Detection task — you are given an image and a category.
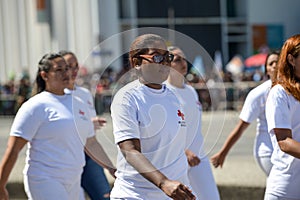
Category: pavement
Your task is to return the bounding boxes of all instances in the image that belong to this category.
[0,110,267,200]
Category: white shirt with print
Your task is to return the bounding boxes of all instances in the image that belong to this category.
[10,91,94,184]
[110,80,190,199]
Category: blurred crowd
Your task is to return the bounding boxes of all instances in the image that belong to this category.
[0,58,264,115]
[0,71,31,115]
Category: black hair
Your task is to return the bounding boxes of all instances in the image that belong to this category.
[31,53,64,96]
[58,50,76,57]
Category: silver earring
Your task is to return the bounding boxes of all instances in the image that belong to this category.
[135,65,141,70]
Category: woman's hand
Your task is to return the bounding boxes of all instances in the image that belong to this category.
[92,117,107,130]
[210,152,225,168]
[185,149,200,167]
[160,179,195,200]
[107,167,117,179]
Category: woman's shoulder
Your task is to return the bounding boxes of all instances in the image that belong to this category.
[16,92,49,114]
[76,85,90,94]
[270,84,285,94]
[111,80,141,103]
[268,84,289,101]
[245,80,271,100]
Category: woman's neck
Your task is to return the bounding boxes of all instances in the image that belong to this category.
[144,83,162,89]
[139,78,163,89]
[45,87,65,95]
[167,74,185,88]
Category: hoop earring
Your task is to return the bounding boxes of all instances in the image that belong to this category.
[135,65,141,70]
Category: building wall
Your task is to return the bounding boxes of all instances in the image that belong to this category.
[248,0,300,40]
[0,0,299,84]
[0,0,53,84]
[0,0,102,84]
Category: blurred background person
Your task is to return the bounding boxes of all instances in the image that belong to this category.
[211,50,280,176]
[60,50,114,200]
[15,73,31,112]
[166,46,220,200]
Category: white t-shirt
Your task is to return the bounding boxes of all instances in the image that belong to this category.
[110,80,190,199]
[239,80,273,158]
[71,86,97,118]
[265,84,300,198]
[165,83,205,158]
[10,91,94,184]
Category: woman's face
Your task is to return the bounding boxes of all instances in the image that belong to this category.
[137,41,171,87]
[63,54,79,89]
[44,57,70,95]
[63,54,79,81]
[170,48,188,76]
[266,54,279,80]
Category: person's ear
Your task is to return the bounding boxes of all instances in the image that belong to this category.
[287,54,295,68]
[40,71,48,81]
[133,57,142,66]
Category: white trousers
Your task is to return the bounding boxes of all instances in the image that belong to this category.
[24,175,84,200]
[188,157,220,200]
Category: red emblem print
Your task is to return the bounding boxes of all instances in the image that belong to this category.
[79,109,85,116]
[177,110,185,120]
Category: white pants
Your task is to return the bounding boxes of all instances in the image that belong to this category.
[255,155,272,176]
[264,193,300,200]
[24,175,84,200]
[188,157,220,200]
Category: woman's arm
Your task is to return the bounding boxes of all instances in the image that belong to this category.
[274,128,300,159]
[211,120,250,168]
[84,136,116,177]
[0,136,27,200]
[118,138,195,200]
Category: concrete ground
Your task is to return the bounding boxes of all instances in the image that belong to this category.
[0,110,267,200]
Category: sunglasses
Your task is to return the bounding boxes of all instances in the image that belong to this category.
[137,53,174,64]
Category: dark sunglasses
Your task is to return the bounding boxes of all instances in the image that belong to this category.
[137,53,174,64]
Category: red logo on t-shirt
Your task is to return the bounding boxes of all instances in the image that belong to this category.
[79,109,85,116]
[177,110,185,120]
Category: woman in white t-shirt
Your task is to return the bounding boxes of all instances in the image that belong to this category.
[211,50,280,176]
[60,50,115,200]
[0,53,112,200]
[110,34,195,200]
[264,34,300,200]
[166,46,220,200]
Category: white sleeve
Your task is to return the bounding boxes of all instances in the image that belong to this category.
[265,85,291,133]
[76,87,97,118]
[10,101,44,141]
[111,91,140,144]
[239,89,261,123]
[87,91,97,118]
